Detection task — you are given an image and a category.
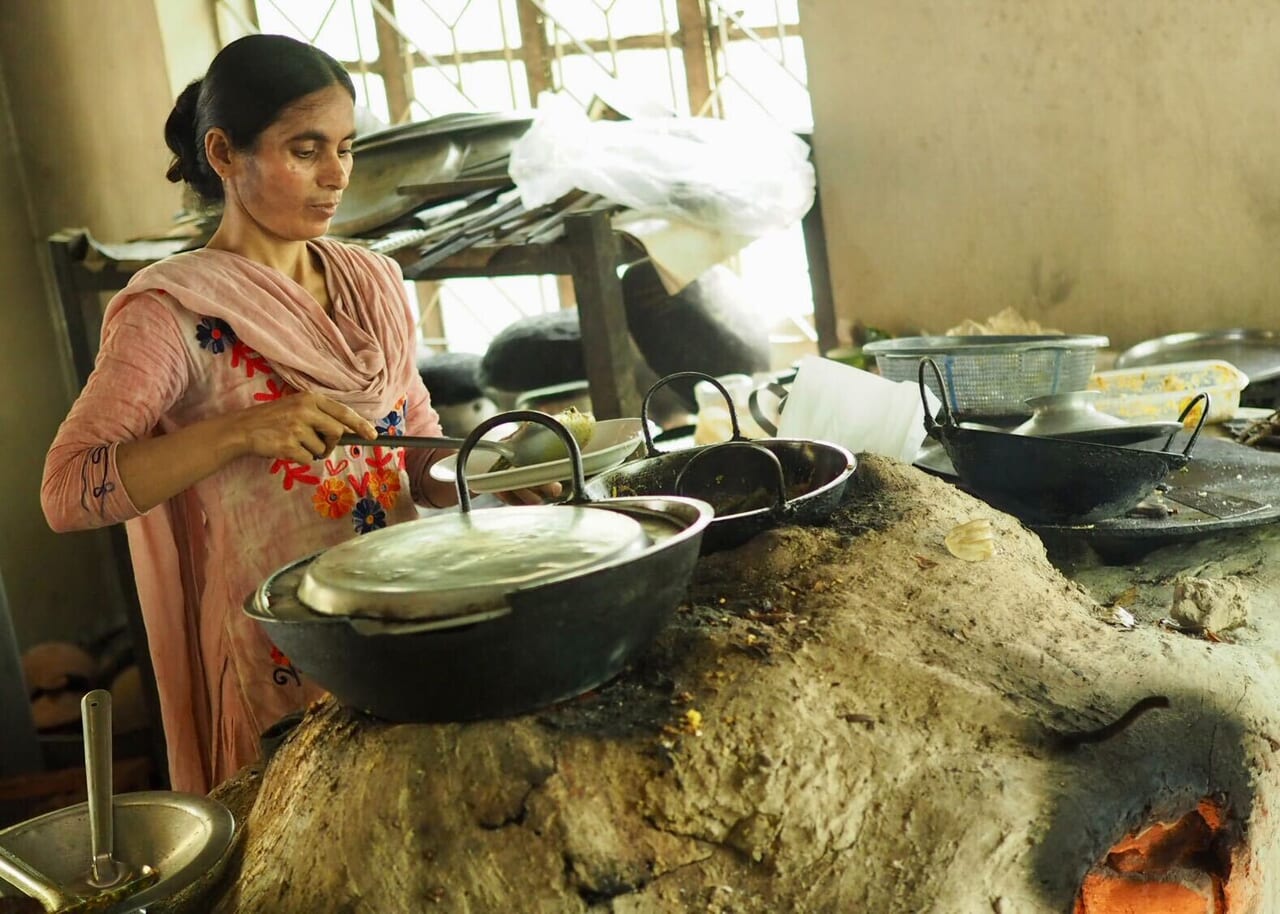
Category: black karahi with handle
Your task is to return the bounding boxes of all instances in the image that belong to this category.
[918,357,1207,525]
[245,410,713,723]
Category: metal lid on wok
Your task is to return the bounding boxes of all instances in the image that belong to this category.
[296,505,648,623]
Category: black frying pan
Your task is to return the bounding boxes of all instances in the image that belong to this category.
[583,372,856,553]
[919,358,1207,524]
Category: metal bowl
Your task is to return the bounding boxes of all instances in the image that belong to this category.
[0,793,235,912]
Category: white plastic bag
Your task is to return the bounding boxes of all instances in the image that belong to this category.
[509,94,816,237]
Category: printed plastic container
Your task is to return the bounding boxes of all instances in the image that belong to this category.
[1086,360,1249,426]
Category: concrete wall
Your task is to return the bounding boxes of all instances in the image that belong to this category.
[0,0,192,648]
[800,0,1280,349]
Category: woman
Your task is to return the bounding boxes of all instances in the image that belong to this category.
[41,34,545,793]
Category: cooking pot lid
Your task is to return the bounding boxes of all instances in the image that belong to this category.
[296,505,647,622]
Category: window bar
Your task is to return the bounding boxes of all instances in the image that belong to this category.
[601,3,620,76]
[372,0,414,123]
[261,0,315,44]
[528,0,620,79]
[497,0,521,107]
[369,0,482,107]
[657,0,681,113]
[772,0,788,66]
[309,0,341,44]
[515,0,555,102]
[674,0,714,117]
[347,0,376,113]
[706,0,807,89]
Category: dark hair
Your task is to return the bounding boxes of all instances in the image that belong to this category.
[164,34,356,202]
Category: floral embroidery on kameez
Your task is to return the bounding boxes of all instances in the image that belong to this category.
[195,317,237,354]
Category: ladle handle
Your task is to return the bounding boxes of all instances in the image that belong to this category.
[83,689,119,887]
[0,843,73,910]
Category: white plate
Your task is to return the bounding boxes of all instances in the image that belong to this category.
[429,418,647,493]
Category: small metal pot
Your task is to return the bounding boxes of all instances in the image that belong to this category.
[584,372,856,553]
[919,358,1207,524]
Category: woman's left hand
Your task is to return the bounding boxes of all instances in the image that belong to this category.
[494,481,564,506]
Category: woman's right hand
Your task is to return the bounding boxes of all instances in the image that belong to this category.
[112,392,380,515]
[231,392,378,464]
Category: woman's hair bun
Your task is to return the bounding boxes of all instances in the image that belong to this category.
[164,79,203,186]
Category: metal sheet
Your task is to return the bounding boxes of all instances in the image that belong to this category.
[1115,329,1280,383]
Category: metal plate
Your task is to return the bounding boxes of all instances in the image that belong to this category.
[1115,329,1280,383]
[296,505,647,622]
[429,418,646,493]
[331,136,467,237]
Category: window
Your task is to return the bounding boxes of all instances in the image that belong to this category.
[224,0,818,365]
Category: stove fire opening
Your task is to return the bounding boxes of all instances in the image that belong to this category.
[1074,798,1243,914]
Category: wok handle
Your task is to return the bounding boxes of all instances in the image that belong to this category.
[641,371,745,453]
[747,382,787,437]
[454,410,587,513]
[1162,392,1210,457]
[674,441,789,515]
[918,357,955,434]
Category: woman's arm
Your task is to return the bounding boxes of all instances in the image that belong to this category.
[114,390,377,513]
[42,294,378,530]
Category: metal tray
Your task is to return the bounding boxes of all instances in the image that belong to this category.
[1115,329,1280,384]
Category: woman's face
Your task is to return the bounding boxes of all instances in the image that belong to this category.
[221,84,356,242]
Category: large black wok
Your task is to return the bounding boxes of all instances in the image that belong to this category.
[584,372,857,553]
[244,411,713,723]
[919,359,1207,524]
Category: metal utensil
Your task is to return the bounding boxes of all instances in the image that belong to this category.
[337,433,515,460]
[0,843,155,912]
[918,357,1206,524]
[0,692,158,913]
[67,692,156,897]
[341,422,577,470]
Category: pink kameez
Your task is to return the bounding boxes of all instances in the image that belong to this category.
[42,239,444,794]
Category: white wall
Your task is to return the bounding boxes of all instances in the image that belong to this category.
[0,0,199,647]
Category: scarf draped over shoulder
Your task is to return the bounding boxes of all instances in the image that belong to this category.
[105,238,417,419]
